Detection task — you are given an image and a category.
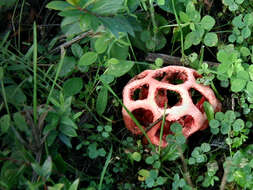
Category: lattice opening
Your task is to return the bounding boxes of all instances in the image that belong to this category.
[153,71,167,81]
[193,71,202,80]
[131,84,149,100]
[165,71,188,85]
[189,88,207,113]
[178,115,194,128]
[155,120,172,140]
[155,88,181,108]
[132,108,154,127]
[153,71,188,84]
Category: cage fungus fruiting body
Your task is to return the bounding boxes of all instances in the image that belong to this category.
[122,66,221,147]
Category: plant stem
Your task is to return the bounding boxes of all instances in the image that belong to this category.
[98,146,113,190]
[46,47,66,105]
[33,22,38,125]
[171,0,185,58]
[18,0,25,50]
[0,80,10,116]
[178,146,195,189]
[149,0,158,51]
[159,103,167,154]
[220,160,230,190]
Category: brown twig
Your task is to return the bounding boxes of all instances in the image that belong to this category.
[49,31,94,53]
[145,114,169,133]
[145,53,219,67]
[178,146,195,189]
[220,160,231,190]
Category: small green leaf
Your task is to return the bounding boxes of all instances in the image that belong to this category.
[210,127,219,134]
[97,125,103,132]
[0,114,10,133]
[13,112,29,132]
[156,176,165,185]
[242,26,251,38]
[221,121,230,134]
[95,36,109,54]
[66,0,80,6]
[131,152,142,162]
[60,124,77,137]
[71,44,83,58]
[246,81,253,96]
[215,112,224,121]
[233,119,244,132]
[225,110,236,122]
[107,58,119,65]
[235,0,244,4]
[157,0,165,5]
[0,67,3,80]
[155,58,163,67]
[154,160,161,169]
[138,169,150,178]
[5,85,27,105]
[107,60,134,77]
[96,86,108,115]
[188,157,195,165]
[78,52,98,66]
[204,32,218,47]
[237,70,249,80]
[201,143,211,152]
[42,156,52,179]
[104,125,112,132]
[91,0,124,15]
[46,1,71,10]
[200,15,215,31]
[176,135,186,144]
[170,122,182,134]
[100,74,114,84]
[48,184,64,190]
[140,30,151,42]
[145,156,154,164]
[228,34,236,43]
[210,119,220,128]
[63,77,83,97]
[248,65,253,80]
[80,14,100,31]
[31,163,44,177]
[59,133,72,148]
[102,131,109,138]
[231,78,246,92]
[196,154,205,163]
[203,101,214,122]
[232,15,244,28]
[69,179,80,190]
[240,47,250,57]
[100,16,134,37]
[243,13,253,26]
[61,116,77,129]
[59,56,76,77]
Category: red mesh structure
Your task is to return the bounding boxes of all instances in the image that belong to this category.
[122,66,221,147]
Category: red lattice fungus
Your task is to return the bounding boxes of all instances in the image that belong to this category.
[122,66,221,147]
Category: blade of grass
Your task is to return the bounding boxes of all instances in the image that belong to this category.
[18,0,25,50]
[98,146,113,190]
[33,22,38,125]
[46,48,66,105]
[0,68,10,116]
[0,31,10,47]
[172,0,185,58]
[159,103,167,154]
[101,81,155,150]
